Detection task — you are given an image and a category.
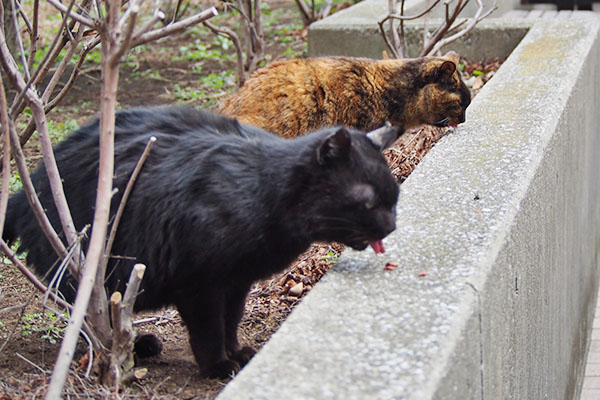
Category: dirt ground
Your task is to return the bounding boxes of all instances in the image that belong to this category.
[0,1,501,398]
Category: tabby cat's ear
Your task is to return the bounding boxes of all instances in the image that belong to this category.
[367,123,401,152]
[443,50,460,65]
[317,128,352,165]
[439,60,457,78]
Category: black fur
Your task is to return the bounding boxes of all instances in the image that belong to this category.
[4,106,399,378]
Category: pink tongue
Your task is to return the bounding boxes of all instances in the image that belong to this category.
[450,124,458,129]
[370,240,385,254]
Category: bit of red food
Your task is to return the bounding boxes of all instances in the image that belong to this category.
[384,261,399,271]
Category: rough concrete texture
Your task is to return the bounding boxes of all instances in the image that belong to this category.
[218,14,600,400]
[307,0,528,59]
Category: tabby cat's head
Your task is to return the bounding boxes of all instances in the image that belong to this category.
[400,51,471,130]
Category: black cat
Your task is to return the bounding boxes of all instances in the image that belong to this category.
[3,107,400,378]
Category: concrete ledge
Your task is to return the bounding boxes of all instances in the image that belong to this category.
[218,14,600,400]
[307,0,528,59]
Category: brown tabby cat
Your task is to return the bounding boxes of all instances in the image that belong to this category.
[219,51,471,138]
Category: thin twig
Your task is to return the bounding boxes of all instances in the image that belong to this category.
[0,291,36,356]
[103,136,156,270]
[0,238,101,351]
[132,7,218,46]
[16,352,51,374]
[0,68,11,241]
[203,20,246,86]
[424,0,496,55]
[10,0,30,80]
[47,0,96,27]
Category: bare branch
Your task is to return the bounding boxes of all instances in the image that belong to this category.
[9,0,31,80]
[0,66,11,241]
[19,36,102,146]
[203,20,246,86]
[107,264,146,387]
[424,0,497,56]
[41,24,86,104]
[380,0,442,23]
[46,0,123,392]
[29,102,82,270]
[26,0,39,73]
[103,136,156,270]
[7,117,68,259]
[132,7,218,46]
[133,7,166,39]
[47,0,95,27]
[109,1,140,65]
[0,239,100,351]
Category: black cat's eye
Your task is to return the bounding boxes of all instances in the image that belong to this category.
[365,201,375,210]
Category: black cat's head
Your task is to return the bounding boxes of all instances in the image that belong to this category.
[402,51,471,130]
[299,125,400,253]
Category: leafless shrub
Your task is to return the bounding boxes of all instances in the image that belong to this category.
[204,0,264,86]
[379,0,497,58]
[294,0,334,26]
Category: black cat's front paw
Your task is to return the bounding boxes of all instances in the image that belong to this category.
[231,346,256,367]
[134,333,163,358]
[202,359,241,379]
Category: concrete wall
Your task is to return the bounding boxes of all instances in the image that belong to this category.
[218,11,600,400]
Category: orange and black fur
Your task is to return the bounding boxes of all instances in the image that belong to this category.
[219,51,471,138]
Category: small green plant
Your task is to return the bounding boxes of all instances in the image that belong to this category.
[46,119,79,143]
[9,172,23,192]
[21,312,67,345]
[200,70,235,91]
[282,43,308,58]
[320,251,339,263]
[174,41,225,62]
[172,84,208,101]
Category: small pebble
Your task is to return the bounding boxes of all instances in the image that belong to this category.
[288,282,303,297]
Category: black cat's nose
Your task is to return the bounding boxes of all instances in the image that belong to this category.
[382,215,396,236]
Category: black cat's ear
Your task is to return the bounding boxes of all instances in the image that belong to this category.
[366,123,401,152]
[317,127,352,165]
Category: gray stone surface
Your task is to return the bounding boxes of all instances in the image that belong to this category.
[218,12,600,400]
[308,0,528,59]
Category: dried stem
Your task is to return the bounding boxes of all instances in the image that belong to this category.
[424,0,497,56]
[132,7,218,46]
[107,264,146,386]
[6,116,67,259]
[103,136,156,271]
[203,20,246,86]
[379,0,496,59]
[0,239,100,351]
[0,66,11,241]
[47,0,95,27]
